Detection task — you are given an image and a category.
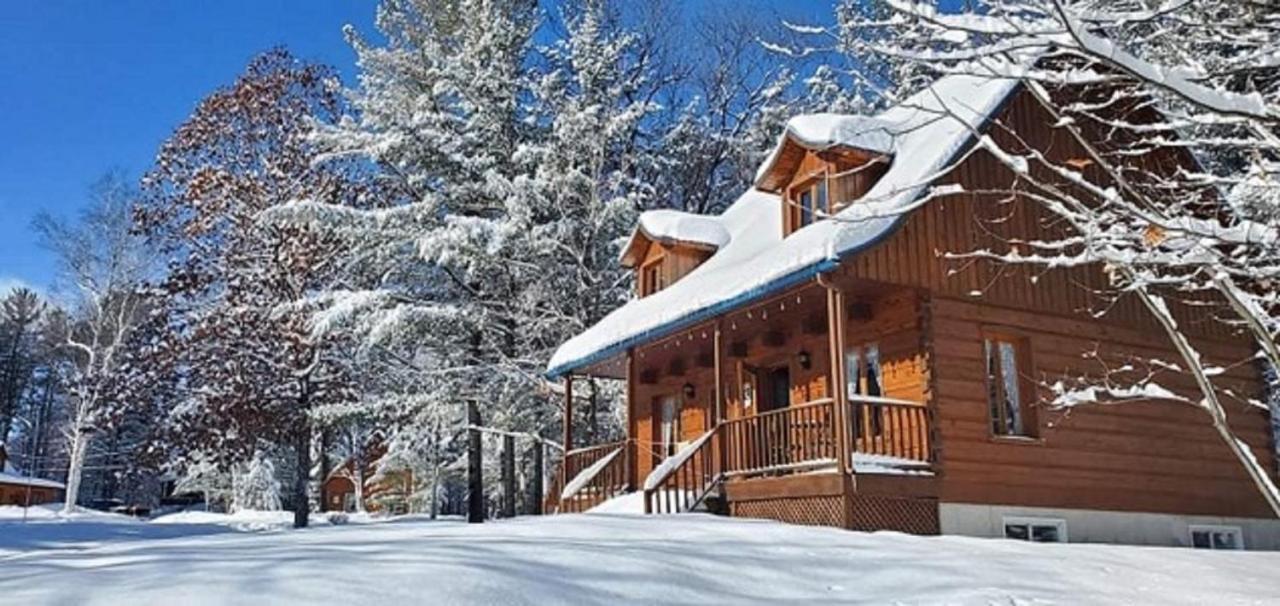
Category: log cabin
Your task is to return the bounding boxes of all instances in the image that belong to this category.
[320,445,414,514]
[546,74,1280,551]
[0,444,63,506]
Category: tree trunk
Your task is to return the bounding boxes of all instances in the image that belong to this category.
[353,466,366,513]
[62,428,90,514]
[292,422,311,528]
[429,461,441,520]
[530,442,544,515]
[467,401,484,524]
[501,435,516,518]
[317,428,331,512]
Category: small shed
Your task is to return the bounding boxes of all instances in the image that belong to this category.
[0,444,64,506]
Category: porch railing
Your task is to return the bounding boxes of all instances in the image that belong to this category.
[643,430,720,514]
[722,398,838,476]
[850,396,932,465]
[567,396,932,516]
[548,440,630,514]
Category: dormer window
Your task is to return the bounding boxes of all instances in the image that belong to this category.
[786,175,829,235]
[639,257,665,297]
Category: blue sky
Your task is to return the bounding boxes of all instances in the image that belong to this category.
[0,0,833,294]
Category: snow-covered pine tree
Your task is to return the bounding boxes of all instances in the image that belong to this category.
[233,449,283,513]
[0,288,43,445]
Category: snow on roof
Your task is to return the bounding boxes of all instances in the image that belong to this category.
[620,209,731,266]
[754,113,897,185]
[0,470,65,490]
[548,75,1020,378]
[637,209,730,249]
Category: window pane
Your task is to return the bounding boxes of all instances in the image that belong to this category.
[1004,524,1029,541]
[1031,524,1060,543]
[985,339,1002,435]
[866,345,883,434]
[845,348,861,399]
[1191,530,1212,549]
[1212,531,1237,550]
[661,397,677,455]
[865,345,882,398]
[816,179,828,216]
[799,190,813,227]
[999,342,1023,435]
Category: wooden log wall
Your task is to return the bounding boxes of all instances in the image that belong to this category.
[835,88,1276,518]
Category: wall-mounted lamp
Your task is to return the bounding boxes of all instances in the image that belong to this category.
[682,382,696,399]
[798,350,812,370]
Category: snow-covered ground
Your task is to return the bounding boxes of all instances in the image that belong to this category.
[2,507,1279,605]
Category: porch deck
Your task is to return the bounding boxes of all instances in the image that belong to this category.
[553,393,938,533]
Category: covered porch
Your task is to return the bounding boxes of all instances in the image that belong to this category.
[554,275,939,531]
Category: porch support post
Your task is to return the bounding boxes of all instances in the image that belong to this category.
[562,375,574,492]
[826,280,852,475]
[625,350,637,490]
[713,321,725,425]
[713,320,727,480]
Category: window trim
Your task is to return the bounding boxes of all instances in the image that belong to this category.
[1188,524,1244,550]
[1002,516,1068,543]
[638,256,664,297]
[982,329,1039,440]
[785,170,830,235]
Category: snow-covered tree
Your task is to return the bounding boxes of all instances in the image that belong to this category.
[265,0,652,509]
[233,450,283,512]
[136,49,366,528]
[832,0,1280,515]
[33,173,151,513]
[0,288,45,443]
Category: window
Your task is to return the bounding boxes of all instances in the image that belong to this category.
[846,343,884,435]
[985,335,1035,437]
[787,176,830,235]
[798,189,814,228]
[1003,517,1067,543]
[659,395,680,457]
[1189,525,1243,550]
[639,259,663,297]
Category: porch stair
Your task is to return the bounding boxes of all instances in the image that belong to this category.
[551,441,630,514]
[643,429,726,514]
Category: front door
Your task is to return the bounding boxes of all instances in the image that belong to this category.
[763,366,791,412]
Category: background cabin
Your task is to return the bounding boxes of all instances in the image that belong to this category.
[0,444,63,506]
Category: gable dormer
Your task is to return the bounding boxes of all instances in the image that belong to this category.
[755,114,894,237]
[621,210,727,297]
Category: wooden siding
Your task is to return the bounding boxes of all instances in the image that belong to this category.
[0,483,59,506]
[634,240,714,298]
[834,89,1275,518]
[838,89,1240,343]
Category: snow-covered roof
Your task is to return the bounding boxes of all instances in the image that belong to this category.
[0,470,65,490]
[753,113,898,186]
[548,75,1020,378]
[620,209,730,267]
